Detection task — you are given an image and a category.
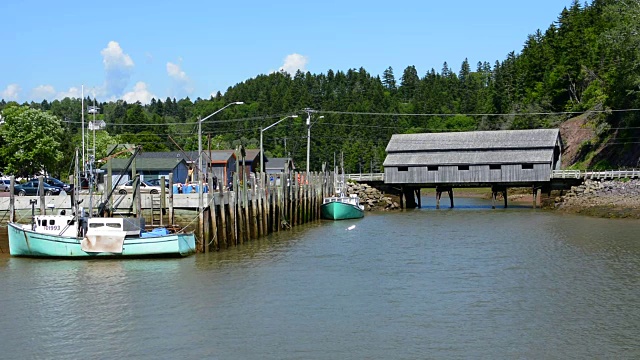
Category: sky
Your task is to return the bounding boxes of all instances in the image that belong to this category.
[1,0,577,104]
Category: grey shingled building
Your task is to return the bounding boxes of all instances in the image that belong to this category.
[383,129,563,186]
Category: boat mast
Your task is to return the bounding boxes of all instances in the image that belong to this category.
[73,148,80,220]
[340,151,345,196]
[81,85,85,174]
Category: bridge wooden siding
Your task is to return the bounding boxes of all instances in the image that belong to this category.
[383,129,562,187]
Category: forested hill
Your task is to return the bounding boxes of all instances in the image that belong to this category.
[1,0,639,177]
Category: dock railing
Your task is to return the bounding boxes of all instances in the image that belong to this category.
[552,169,640,180]
[346,173,384,182]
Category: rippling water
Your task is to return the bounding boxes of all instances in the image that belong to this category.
[1,197,639,359]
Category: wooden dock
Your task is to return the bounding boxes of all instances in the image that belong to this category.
[0,171,336,253]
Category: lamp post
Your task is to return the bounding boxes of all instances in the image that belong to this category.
[197,101,244,182]
[305,110,324,175]
[260,115,298,176]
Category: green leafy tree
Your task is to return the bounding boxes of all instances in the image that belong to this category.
[0,105,64,177]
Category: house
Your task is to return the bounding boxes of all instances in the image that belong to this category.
[240,149,263,175]
[101,157,189,185]
[206,150,236,188]
[383,129,563,186]
[265,157,295,174]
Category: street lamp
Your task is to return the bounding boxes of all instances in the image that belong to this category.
[260,115,298,176]
[197,101,244,182]
[305,110,324,175]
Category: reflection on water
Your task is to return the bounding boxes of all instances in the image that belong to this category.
[1,197,639,359]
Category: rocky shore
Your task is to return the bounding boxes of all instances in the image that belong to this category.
[344,182,401,211]
[553,179,640,219]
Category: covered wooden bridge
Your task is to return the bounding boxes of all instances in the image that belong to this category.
[383,129,563,208]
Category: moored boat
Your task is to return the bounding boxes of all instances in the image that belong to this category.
[8,214,195,258]
[321,194,364,220]
[321,153,365,220]
[6,147,196,258]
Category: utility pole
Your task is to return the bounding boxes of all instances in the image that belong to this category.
[306,109,311,176]
[305,109,324,176]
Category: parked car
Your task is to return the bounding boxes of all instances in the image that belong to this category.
[115,180,162,194]
[0,179,10,192]
[146,178,170,188]
[14,180,63,196]
[30,177,73,194]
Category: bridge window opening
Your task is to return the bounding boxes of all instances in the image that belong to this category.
[489,164,501,170]
[398,166,409,172]
[458,165,470,171]
[522,164,534,170]
[427,166,439,171]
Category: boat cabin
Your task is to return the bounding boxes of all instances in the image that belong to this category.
[31,215,77,237]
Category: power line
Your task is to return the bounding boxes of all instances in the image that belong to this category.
[312,108,640,117]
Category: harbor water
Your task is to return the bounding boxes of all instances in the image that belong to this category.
[0,197,639,359]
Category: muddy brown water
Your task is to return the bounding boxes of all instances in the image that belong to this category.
[0,196,639,359]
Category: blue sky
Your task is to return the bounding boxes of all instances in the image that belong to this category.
[1,0,576,104]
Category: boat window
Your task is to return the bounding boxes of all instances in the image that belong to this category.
[50,220,56,226]
[106,223,122,229]
[67,219,75,225]
[40,219,48,226]
[89,223,105,228]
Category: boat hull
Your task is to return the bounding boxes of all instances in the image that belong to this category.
[7,222,196,258]
[321,202,364,220]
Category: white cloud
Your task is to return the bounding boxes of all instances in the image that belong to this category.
[31,85,56,100]
[100,41,135,97]
[122,82,156,104]
[56,87,82,99]
[279,53,309,75]
[1,84,21,101]
[167,61,194,97]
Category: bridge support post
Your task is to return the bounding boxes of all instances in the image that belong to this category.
[436,186,454,208]
[491,185,508,209]
[415,189,422,208]
[503,189,508,208]
[491,190,497,209]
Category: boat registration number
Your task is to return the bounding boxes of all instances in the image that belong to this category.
[44,225,61,231]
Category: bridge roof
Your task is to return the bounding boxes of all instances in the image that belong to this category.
[384,149,553,166]
[386,129,560,153]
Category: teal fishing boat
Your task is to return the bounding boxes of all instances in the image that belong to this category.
[321,153,364,220]
[7,216,195,258]
[321,194,364,220]
[7,147,196,258]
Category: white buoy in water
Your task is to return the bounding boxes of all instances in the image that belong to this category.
[347,225,356,231]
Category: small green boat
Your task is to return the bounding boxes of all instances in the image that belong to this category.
[321,194,364,220]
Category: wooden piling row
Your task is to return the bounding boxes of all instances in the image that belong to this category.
[189,171,330,252]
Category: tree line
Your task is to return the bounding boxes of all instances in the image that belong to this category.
[1,0,638,177]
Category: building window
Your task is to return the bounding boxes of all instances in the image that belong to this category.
[398,166,409,172]
[522,164,534,170]
[458,165,469,171]
[489,164,501,170]
[427,166,439,171]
